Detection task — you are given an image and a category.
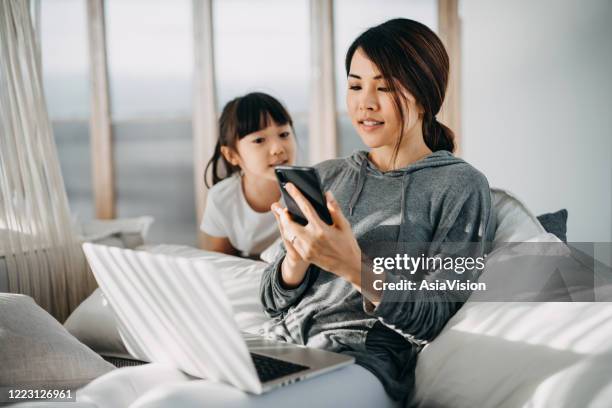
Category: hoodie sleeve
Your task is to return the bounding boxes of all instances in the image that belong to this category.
[364,180,495,341]
[259,244,320,318]
[259,158,343,318]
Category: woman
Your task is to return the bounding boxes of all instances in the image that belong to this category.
[261,18,496,403]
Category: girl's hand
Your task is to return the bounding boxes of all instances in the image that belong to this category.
[274,183,362,287]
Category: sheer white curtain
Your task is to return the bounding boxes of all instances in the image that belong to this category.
[0,0,94,321]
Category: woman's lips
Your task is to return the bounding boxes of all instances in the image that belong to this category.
[358,120,385,132]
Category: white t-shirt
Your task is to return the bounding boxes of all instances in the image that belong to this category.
[200,174,280,257]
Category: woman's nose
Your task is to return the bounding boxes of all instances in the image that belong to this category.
[359,90,378,111]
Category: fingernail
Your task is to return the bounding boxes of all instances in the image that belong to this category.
[274,207,283,215]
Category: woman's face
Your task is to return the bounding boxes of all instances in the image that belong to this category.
[346,48,421,149]
[225,120,297,182]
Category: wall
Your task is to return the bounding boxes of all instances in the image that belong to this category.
[460,0,612,259]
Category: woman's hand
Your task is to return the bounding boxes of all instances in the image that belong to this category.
[272,183,362,287]
[270,200,310,288]
[270,202,306,265]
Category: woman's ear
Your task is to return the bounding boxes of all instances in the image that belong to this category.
[418,107,425,119]
[220,146,240,167]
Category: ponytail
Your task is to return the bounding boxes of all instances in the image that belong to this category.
[204,139,240,189]
[423,113,455,153]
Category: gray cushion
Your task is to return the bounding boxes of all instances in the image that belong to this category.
[0,293,114,389]
[537,209,568,242]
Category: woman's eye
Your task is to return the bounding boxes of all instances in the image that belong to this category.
[279,131,290,138]
[378,87,391,92]
[348,85,361,91]
[253,137,265,144]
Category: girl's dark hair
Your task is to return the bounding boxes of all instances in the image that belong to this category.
[204,92,293,187]
[345,18,455,162]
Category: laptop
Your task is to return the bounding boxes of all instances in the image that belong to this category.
[82,243,354,394]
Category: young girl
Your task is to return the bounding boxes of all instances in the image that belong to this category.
[201,92,297,257]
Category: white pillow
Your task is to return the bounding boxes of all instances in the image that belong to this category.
[414,300,612,407]
[66,245,271,359]
[491,187,546,247]
[413,231,611,407]
[412,189,595,408]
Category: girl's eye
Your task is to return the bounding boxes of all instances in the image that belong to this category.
[253,137,265,144]
[279,131,290,138]
[349,85,361,91]
[378,87,391,92]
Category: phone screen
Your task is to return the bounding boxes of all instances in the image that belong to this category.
[274,166,333,226]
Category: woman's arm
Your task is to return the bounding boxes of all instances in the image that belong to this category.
[364,183,495,341]
[280,256,310,288]
[259,246,318,318]
[274,178,494,342]
[259,202,315,317]
[201,233,238,256]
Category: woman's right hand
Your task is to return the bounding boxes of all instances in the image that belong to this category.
[271,202,310,287]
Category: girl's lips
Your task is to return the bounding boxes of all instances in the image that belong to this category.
[270,159,289,167]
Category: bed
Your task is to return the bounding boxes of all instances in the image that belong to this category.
[4,189,612,408]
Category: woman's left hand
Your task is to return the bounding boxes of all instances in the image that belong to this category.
[274,183,362,286]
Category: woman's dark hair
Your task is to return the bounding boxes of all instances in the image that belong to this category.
[345,18,455,161]
[204,92,293,187]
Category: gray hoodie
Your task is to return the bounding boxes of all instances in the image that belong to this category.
[260,150,496,402]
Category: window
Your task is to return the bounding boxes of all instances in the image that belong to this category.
[213,0,310,163]
[40,0,92,220]
[39,0,450,246]
[105,0,195,245]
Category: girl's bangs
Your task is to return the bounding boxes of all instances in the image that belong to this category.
[234,94,292,138]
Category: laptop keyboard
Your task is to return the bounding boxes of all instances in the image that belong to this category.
[250,352,309,382]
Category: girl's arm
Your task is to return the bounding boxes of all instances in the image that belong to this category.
[201,187,240,256]
[201,233,239,256]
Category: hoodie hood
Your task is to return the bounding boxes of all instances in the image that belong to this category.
[346,150,465,222]
[347,150,463,177]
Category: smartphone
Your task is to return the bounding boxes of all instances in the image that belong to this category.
[274,165,333,226]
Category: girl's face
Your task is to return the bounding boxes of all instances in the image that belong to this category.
[224,120,297,182]
[346,48,422,149]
